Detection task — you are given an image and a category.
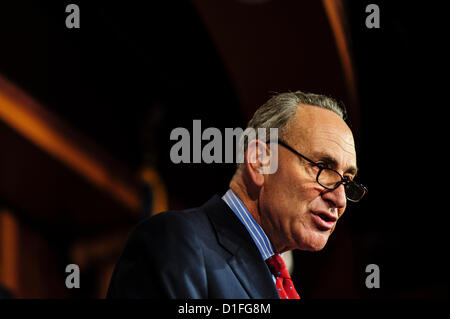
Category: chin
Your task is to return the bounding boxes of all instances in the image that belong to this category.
[307,243,327,252]
[296,231,330,252]
[300,242,327,252]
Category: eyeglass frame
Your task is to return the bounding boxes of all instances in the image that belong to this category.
[274,139,368,202]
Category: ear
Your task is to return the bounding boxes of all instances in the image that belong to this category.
[245,139,272,186]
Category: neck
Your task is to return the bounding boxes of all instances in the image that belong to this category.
[229,171,291,254]
[229,172,261,224]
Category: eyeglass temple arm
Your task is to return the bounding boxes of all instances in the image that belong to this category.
[276,140,317,165]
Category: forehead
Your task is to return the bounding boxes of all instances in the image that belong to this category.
[287,104,357,170]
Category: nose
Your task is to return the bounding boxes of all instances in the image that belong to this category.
[321,183,347,209]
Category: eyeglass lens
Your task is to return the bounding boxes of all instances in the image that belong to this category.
[318,168,365,201]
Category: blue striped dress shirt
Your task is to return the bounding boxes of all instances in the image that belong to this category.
[222,189,276,262]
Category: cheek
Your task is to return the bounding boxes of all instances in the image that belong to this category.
[266,173,300,208]
[282,163,321,199]
[263,160,322,222]
[266,174,316,220]
[269,161,306,193]
[337,208,346,219]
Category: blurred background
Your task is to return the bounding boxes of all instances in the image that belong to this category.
[0,0,447,299]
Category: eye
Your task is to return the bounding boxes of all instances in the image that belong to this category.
[316,162,329,169]
[344,175,354,182]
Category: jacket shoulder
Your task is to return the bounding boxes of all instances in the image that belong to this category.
[132,206,208,244]
[107,196,228,298]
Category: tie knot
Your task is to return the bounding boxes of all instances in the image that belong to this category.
[265,254,291,279]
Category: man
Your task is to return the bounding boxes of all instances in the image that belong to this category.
[107,91,367,299]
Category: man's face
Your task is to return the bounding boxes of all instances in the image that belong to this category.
[260,104,357,252]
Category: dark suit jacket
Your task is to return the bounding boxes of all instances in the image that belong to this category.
[107,195,279,299]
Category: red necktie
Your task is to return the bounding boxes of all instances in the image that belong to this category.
[266,254,300,299]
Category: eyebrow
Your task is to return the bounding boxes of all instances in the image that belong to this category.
[315,153,358,177]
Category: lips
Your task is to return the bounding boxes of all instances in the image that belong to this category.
[311,210,337,231]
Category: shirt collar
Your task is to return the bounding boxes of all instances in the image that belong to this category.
[222,189,275,261]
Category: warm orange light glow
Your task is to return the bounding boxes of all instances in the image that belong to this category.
[0,211,18,296]
[0,76,140,212]
[141,167,168,215]
[322,0,358,107]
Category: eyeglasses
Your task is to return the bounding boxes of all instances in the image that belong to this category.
[276,140,368,202]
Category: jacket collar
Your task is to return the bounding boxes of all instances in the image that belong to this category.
[204,195,279,299]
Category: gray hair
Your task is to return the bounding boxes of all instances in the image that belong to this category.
[236,90,346,170]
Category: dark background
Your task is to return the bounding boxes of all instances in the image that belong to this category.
[0,0,447,298]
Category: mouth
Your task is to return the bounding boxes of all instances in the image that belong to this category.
[311,211,337,231]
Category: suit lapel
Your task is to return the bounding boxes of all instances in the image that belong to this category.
[227,247,279,299]
[204,196,279,299]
